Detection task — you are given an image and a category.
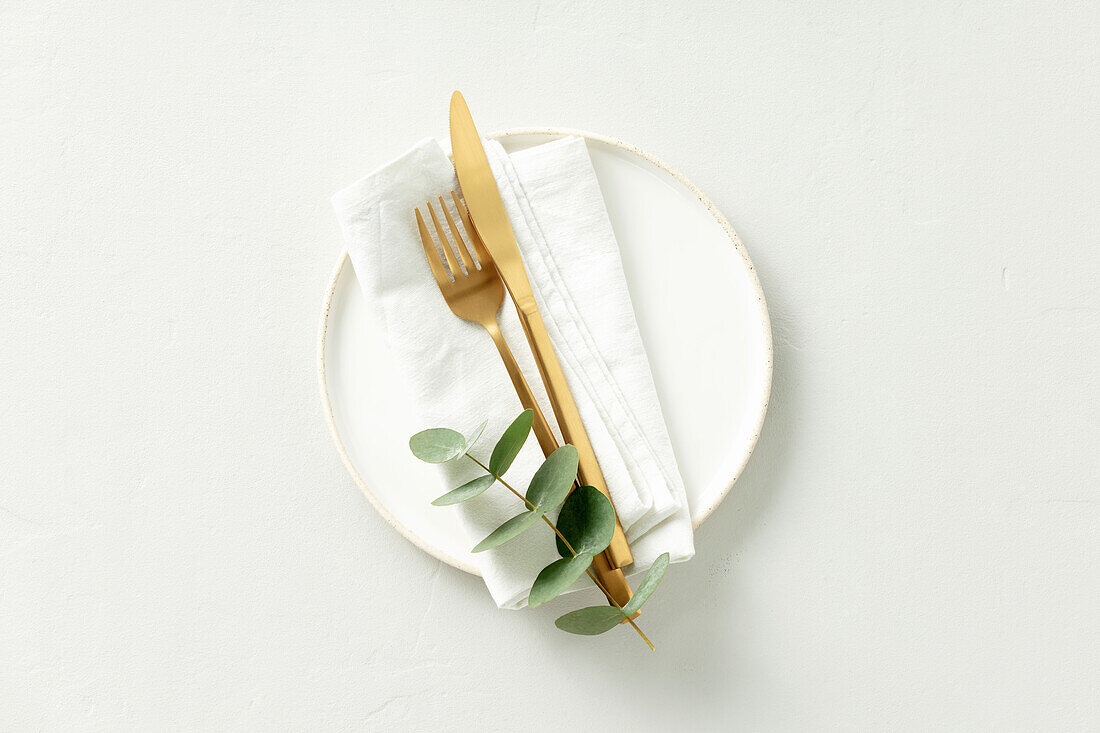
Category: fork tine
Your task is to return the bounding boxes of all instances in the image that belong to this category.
[415,207,452,285]
[451,191,492,266]
[427,201,464,278]
[438,196,476,272]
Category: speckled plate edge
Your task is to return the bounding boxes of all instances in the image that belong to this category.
[317,127,773,576]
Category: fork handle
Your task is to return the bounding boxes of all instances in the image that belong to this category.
[483,319,558,456]
[483,317,634,609]
[510,307,634,569]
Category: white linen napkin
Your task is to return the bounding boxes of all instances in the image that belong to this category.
[332,136,694,608]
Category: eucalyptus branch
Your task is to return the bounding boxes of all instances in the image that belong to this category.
[465,452,652,649]
[410,410,669,646]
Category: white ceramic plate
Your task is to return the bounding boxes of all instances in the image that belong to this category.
[318,129,771,575]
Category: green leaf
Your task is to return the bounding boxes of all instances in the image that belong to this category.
[489,410,533,477]
[554,606,624,635]
[465,420,488,450]
[528,554,594,607]
[554,485,615,558]
[623,552,670,615]
[410,420,486,464]
[471,510,540,553]
[431,474,495,506]
[409,428,468,463]
[526,445,578,511]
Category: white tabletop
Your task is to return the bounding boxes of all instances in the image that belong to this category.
[2,2,1097,730]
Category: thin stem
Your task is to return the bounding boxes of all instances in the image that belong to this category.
[465,453,653,650]
[582,569,652,650]
[466,455,535,510]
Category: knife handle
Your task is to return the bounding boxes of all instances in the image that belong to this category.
[590,551,634,609]
[512,305,634,569]
[484,319,633,607]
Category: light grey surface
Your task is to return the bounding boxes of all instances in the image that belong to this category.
[2,1,1097,730]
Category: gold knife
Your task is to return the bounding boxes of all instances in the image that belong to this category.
[449,90,634,571]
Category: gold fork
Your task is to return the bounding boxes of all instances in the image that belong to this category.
[415,192,634,608]
[415,192,559,457]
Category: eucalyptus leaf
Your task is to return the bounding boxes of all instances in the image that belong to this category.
[409,428,468,463]
[554,605,624,636]
[554,485,615,558]
[489,410,533,477]
[465,420,488,450]
[528,553,594,607]
[431,474,496,506]
[471,510,540,553]
[526,445,578,511]
[622,552,670,615]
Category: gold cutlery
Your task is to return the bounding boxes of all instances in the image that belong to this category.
[415,193,558,456]
[448,90,635,570]
[415,193,635,608]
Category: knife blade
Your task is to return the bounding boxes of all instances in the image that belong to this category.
[449,91,635,574]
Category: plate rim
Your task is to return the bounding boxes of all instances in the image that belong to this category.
[317,127,773,576]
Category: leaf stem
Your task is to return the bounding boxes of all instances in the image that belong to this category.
[466,455,536,510]
[465,453,653,650]
[581,569,653,650]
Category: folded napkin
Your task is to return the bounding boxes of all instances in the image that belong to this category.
[333,136,694,608]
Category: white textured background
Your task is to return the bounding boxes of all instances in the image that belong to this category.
[2,1,1098,730]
